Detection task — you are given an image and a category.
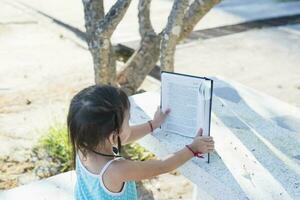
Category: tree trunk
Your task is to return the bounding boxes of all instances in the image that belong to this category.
[82,0,221,94]
[160,0,189,72]
[82,0,132,85]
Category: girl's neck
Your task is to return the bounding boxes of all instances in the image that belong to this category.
[85,145,114,163]
[92,143,120,158]
[96,143,113,154]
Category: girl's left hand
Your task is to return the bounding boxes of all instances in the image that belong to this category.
[152,106,171,129]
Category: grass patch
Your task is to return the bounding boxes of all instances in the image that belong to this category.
[122,143,155,161]
[36,123,72,172]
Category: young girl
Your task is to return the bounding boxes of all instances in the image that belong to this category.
[67,85,215,200]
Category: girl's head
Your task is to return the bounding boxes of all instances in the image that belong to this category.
[67,85,131,166]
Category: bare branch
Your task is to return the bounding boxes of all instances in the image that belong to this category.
[117,35,161,95]
[160,0,189,72]
[114,0,159,94]
[96,0,132,38]
[138,0,156,37]
[178,0,221,41]
[82,0,104,43]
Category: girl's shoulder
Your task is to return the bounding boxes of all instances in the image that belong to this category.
[103,157,127,176]
[101,157,130,193]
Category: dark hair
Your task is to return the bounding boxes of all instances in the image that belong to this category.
[67,85,130,168]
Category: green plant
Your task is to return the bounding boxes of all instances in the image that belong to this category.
[122,143,155,161]
[37,122,155,174]
[37,123,72,172]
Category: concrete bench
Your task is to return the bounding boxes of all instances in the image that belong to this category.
[0,171,76,200]
[130,76,300,200]
[1,77,299,199]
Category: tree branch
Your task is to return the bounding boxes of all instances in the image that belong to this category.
[160,0,189,72]
[117,34,161,95]
[115,0,159,94]
[95,0,132,38]
[138,0,156,37]
[82,0,104,44]
[178,0,221,42]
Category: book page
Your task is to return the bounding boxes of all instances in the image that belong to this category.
[161,72,212,138]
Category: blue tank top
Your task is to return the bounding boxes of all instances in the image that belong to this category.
[74,155,137,200]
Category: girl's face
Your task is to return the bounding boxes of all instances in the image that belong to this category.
[119,109,131,143]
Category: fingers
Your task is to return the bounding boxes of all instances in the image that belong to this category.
[161,106,171,115]
[199,135,213,141]
[203,137,214,143]
[153,107,171,127]
[156,106,160,114]
[165,108,171,114]
[207,148,214,153]
[196,128,203,137]
[157,106,171,115]
[206,142,215,153]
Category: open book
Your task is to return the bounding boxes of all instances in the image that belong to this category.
[160,71,213,162]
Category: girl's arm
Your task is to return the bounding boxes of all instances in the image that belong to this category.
[118,146,194,180]
[124,107,170,144]
[125,122,156,144]
[109,129,214,182]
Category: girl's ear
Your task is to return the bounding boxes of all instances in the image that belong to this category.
[108,131,117,145]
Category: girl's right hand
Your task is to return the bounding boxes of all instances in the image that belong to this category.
[189,128,215,154]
